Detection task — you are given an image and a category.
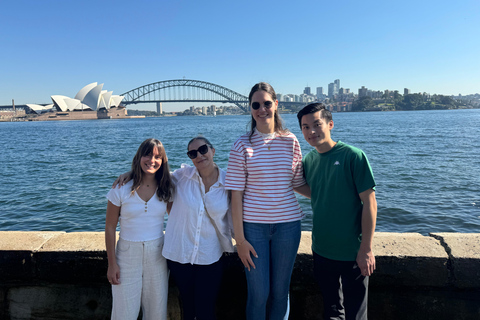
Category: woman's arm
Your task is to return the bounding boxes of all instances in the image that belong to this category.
[111,171,133,188]
[294,183,311,199]
[105,201,121,285]
[231,190,257,271]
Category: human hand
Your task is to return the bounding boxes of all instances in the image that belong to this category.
[111,172,132,188]
[236,240,258,272]
[356,248,376,277]
[107,263,121,285]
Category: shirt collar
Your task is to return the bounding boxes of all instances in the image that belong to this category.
[181,163,225,186]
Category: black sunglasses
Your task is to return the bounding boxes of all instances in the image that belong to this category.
[251,101,273,110]
[187,144,209,159]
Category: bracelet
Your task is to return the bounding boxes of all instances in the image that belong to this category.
[236,239,246,247]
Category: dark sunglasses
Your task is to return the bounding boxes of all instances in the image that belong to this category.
[187,144,209,159]
[251,101,273,110]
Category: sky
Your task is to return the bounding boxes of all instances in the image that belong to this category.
[1,0,479,112]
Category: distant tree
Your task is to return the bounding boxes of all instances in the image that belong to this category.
[393,90,403,109]
[352,96,374,111]
[400,93,424,110]
[439,95,457,107]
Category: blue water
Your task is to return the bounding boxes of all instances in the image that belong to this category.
[1,109,479,234]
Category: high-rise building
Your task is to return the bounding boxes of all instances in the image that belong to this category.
[334,79,340,95]
[328,83,335,98]
[404,88,411,95]
[156,102,163,114]
[359,86,368,97]
[316,87,323,97]
[304,87,311,95]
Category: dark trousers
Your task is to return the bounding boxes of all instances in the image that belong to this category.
[313,251,369,320]
[167,258,224,320]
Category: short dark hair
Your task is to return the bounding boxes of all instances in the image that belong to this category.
[297,103,332,128]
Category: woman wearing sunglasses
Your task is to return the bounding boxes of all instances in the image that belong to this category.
[162,136,234,320]
[225,82,310,320]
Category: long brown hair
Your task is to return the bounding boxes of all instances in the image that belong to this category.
[248,82,287,143]
[130,138,174,201]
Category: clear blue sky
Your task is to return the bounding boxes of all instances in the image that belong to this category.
[1,0,479,111]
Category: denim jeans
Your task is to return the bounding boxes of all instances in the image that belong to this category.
[243,220,301,320]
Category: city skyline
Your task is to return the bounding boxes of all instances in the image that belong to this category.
[1,1,479,112]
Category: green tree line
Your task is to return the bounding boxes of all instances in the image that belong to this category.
[352,93,461,111]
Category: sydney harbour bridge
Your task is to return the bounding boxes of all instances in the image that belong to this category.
[120,79,306,112]
[0,79,306,113]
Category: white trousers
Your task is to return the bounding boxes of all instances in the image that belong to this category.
[111,237,168,320]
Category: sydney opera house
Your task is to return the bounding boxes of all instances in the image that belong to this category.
[24,83,137,120]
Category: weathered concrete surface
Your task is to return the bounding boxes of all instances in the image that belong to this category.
[0,232,65,251]
[0,232,65,282]
[372,232,449,287]
[431,233,480,288]
[38,232,106,252]
[1,231,480,320]
[7,285,111,320]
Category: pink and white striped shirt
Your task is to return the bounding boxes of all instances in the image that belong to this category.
[225,129,306,223]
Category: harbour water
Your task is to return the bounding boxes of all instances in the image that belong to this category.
[0,109,479,234]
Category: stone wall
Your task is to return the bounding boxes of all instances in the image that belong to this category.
[0,231,479,320]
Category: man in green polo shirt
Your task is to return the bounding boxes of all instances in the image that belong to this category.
[297,103,377,320]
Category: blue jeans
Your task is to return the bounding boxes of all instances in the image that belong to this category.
[243,220,301,320]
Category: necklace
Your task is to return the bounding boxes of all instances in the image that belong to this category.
[265,139,274,150]
[254,128,276,150]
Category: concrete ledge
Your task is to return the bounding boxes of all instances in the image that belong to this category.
[0,232,65,282]
[1,231,479,320]
[373,232,449,287]
[431,233,480,288]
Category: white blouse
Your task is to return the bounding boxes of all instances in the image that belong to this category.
[106,180,168,242]
[162,164,232,265]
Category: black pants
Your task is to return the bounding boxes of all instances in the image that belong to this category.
[313,252,369,320]
[167,258,224,320]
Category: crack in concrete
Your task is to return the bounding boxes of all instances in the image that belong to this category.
[429,233,456,287]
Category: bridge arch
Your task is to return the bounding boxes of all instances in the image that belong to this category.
[121,79,250,112]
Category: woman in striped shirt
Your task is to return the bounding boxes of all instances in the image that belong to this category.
[225,82,311,320]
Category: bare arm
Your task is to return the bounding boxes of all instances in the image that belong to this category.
[231,190,257,271]
[294,183,311,199]
[105,201,121,285]
[356,188,377,277]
